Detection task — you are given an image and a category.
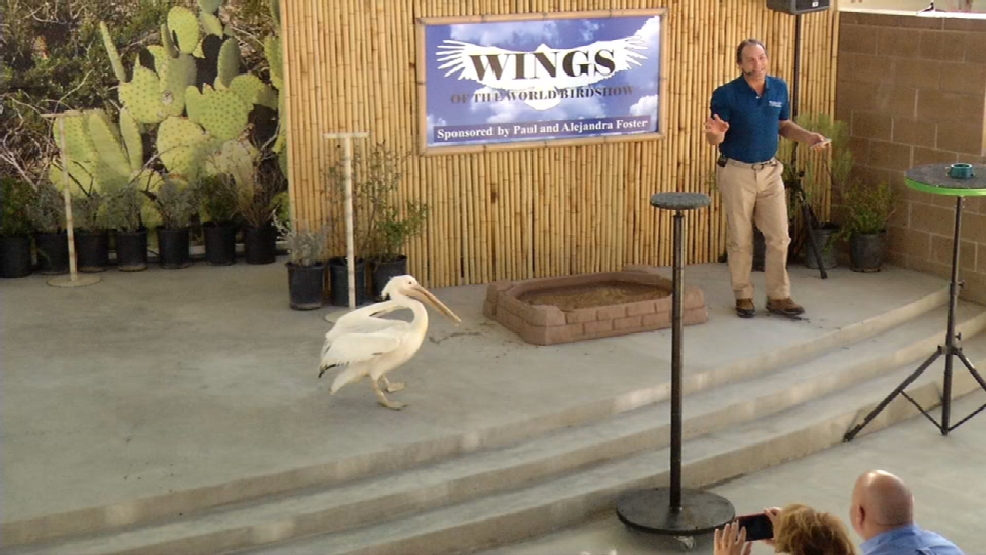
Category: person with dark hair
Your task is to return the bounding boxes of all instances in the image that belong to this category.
[850,470,964,555]
[705,38,829,319]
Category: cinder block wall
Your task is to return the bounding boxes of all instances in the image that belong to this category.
[837,11,986,305]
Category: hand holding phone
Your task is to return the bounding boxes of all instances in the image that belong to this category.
[735,512,774,541]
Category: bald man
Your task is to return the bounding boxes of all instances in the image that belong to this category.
[849,470,964,554]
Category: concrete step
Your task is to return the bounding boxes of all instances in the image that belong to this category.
[1,287,948,549]
[9,300,982,555]
[241,337,986,555]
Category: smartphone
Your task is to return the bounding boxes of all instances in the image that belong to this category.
[736,512,774,541]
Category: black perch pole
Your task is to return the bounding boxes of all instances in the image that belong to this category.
[616,192,734,540]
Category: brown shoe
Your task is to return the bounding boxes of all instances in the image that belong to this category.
[736,298,755,318]
[767,297,805,317]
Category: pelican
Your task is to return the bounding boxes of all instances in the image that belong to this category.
[318,275,461,409]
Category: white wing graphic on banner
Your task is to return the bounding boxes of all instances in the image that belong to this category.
[435,36,647,110]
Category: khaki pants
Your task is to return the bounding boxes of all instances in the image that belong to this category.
[716,159,791,301]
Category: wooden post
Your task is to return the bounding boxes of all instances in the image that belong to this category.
[43,113,100,288]
[324,132,369,308]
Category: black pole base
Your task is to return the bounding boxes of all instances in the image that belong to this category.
[616,488,735,536]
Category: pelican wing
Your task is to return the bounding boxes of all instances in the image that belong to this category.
[320,331,402,368]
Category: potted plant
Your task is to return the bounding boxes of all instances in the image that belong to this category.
[0,177,34,278]
[332,142,429,301]
[239,157,285,265]
[72,192,110,272]
[26,180,68,275]
[273,211,330,310]
[781,113,850,270]
[146,178,200,269]
[837,179,897,272]
[103,185,148,271]
[199,174,240,266]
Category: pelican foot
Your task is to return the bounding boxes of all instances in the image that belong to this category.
[372,379,406,410]
[378,399,408,410]
[383,380,405,393]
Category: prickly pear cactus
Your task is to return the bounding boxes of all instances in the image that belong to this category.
[168,6,201,55]
[159,53,198,117]
[119,65,168,124]
[200,12,224,37]
[206,137,259,195]
[185,85,251,141]
[119,109,144,172]
[161,22,178,58]
[100,22,127,83]
[198,0,223,15]
[157,116,221,183]
[216,38,240,88]
[264,35,283,92]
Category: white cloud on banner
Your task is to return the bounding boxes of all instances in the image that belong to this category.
[427,114,447,136]
[449,21,561,47]
[629,95,658,120]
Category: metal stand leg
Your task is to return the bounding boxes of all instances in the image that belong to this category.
[616,206,734,536]
[845,197,986,440]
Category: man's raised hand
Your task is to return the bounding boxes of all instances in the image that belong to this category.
[705,114,729,135]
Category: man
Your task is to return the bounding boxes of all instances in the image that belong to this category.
[850,470,964,554]
[705,39,828,319]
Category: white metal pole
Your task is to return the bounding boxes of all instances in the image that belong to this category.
[43,113,100,288]
[58,117,79,281]
[324,132,369,309]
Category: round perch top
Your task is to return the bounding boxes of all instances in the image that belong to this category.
[650,192,712,211]
[905,164,986,197]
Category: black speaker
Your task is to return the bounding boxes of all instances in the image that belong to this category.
[766,0,830,14]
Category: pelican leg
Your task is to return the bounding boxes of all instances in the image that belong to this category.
[382,376,405,393]
[372,378,407,410]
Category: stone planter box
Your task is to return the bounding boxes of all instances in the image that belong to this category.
[482,265,708,345]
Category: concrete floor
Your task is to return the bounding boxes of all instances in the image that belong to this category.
[1,259,982,552]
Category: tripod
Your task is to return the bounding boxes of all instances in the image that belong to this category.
[844,195,986,440]
[787,175,828,280]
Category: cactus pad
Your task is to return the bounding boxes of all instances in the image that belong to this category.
[157,117,221,183]
[168,6,201,55]
[198,0,223,15]
[216,38,240,88]
[161,22,178,58]
[264,35,283,91]
[87,110,133,193]
[228,74,264,105]
[200,12,224,37]
[51,111,98,193]
[119,108,144,173]
[185,85,251,141]
[159,53,198,117]
[119,64,167,124]
[206,138,259,194]
[100,21,128,83]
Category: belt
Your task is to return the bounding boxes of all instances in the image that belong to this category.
[725,158,778,171]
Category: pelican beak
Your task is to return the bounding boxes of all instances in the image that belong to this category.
[410,285,462,324]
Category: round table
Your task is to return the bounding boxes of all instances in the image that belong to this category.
[615,192,735,539]
[846,164,986,440]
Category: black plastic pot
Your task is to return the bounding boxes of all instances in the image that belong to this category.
[805,222,840,270]
[35,230,69,275]
[370,255,408,300]
[850,231,885,272]
[157,226,190,269]
[0,235,32,278]
[243,224,276,265]
[203,222,237,266]
[287,262,326,310]
[75,230,109,272]
[115,228,148,272]
[328,256,368,307]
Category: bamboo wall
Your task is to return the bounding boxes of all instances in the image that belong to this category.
[279,0,841,288]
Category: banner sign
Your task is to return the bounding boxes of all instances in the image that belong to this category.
[417,10,666,153]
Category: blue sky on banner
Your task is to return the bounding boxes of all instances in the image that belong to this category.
[424,15,661,143]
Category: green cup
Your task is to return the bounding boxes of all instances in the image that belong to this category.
[947,163,974,179]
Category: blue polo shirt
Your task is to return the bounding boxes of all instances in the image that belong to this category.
[710,75,790,163]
